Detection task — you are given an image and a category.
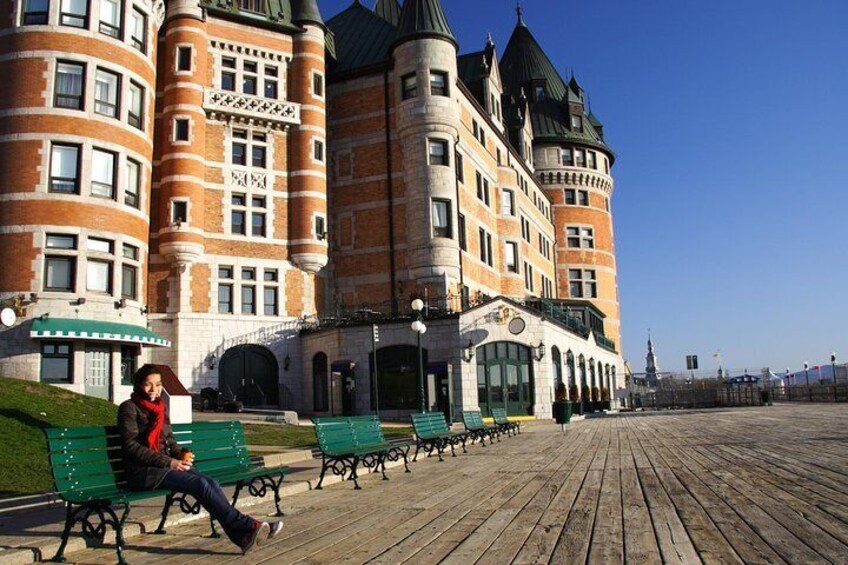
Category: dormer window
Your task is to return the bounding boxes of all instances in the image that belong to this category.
[239,0,265,14]
[571,115,583,132]
[534,85,546,102]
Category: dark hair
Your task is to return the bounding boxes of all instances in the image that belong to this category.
[132,364,162,392]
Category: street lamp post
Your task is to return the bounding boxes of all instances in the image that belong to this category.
[831,352,837,384]
[411,299,427,413]
[804,361,811,402]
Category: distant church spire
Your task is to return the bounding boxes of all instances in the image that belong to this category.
[645,331,659,386]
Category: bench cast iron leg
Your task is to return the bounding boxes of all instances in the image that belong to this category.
[114,503,130,565]
[350,456,362,490]
[316,454,328,490]
[380,453,389,480]
[272,474,285,517]
[413,441,422,462]
[154,492,174,534]
[51,503,75,563]
[401,447,411,473]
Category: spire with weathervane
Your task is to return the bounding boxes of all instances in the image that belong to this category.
[646,332,660,386]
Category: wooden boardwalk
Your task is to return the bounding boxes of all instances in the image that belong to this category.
[65,404,848,564]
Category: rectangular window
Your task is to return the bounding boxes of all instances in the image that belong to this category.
[94,68,120,118]
[502,189,515,216]
[55,62,85,110]
[60,0,88,28]
[520,216,531,242]
[91,149,116,198]
[458,214,466,251]
[578,190,589,206]
[130,7,147,53]
[402,73,417,100]
[251,213,266,237]
[562,148,573,166]
[121,264,137,299]
[430,71,448,96]
[478,228,486,264]
[241,268,255,281]
[315,215,327,240]
[174,118,189,141]
[431,199,451,238]
[242,61,257,95]
[264,65,278,99]
[428,139,448,166]
[221,57,236,91]
[313,72,324,97]
[569,269,597,298]
[120,345,137,385]
[565,189,576,205]
[506,242,518,273]
[587,151,597,170]
[125,159,140,208]
[524,262,534,291]
[41,342,73,383]
[231,210,246,235]
[219,265,233,279]
[47,234,77,249]
[23,0,49,24]
[571,115,583,132]
[566,227,580,248]
[128,81,144,130]
[232,140,246,166]
[87,259,112,294]
[476,171,483,200]
[314,139,325,162]
[44,256,75,291]
[263,287,278,316]
[483,179,490,206]
[176,46,192,71]
[574,149,585,167]
[99,0,121,37]
[50,144,80,193]
[172,201,187,225]
[218,283,233,313]
[239,0,265,15]
[263,269,278,282]
[455,152,464,183]
[241,285,256,315]
[252,144,267,168]
[122,243,138,260]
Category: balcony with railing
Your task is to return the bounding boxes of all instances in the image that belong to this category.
[204,89,301,127]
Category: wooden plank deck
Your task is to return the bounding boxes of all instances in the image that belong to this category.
[63,404,848,564]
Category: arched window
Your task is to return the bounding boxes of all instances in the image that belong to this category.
[557,172,562,183]
[578,354,587,393]
[313,352,329,412]
[611,366,617,390]
[589,358,596,390]
[551,346,562,392]
[605,364,611,391]
[598,361,604,390]
[566,350,576,391]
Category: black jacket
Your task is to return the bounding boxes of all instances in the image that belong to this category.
[118,399,183,489]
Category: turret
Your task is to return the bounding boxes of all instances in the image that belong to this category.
[391,0,461,292]
[288,1,329,274]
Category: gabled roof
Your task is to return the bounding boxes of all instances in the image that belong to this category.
[394,0,457,49]
[374,0,401,26]
[326,1,396,78]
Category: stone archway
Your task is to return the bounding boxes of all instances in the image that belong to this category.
[219,344,279,407]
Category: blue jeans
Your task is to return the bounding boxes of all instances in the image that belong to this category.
[158,468,255,545]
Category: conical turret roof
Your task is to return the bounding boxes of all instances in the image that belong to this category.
[291,0,323,26]
[374,0,401,26]
[394,0,457,49]
[500,19,567,101]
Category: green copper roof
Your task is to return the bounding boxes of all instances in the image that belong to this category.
[200,0,300,32]
[327,1,396,78]
[30,318,171,347]
[394,0,457,49]
[500,16,611,155]
[374,0,401,25]
[291,0,323,26]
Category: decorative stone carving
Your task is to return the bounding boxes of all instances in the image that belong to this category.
[204,88,301,128]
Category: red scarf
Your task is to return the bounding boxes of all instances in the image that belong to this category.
[131,393,165,451]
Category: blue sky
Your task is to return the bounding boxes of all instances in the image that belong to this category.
[319,0,848,374]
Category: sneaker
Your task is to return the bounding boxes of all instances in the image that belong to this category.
[241,521,270,555]
[268,521,284,539]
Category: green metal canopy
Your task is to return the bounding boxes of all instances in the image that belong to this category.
[30,318,171,347]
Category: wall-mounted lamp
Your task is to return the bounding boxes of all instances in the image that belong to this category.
[534,341,546,361]
[29,292,38,303]
[284,354,291,371]
[115,298,128,309]
[206,353,217,370]
[75,297,86,305]
[140,305,149,315]
[463,340,475,362]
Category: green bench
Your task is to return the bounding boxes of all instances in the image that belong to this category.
[410,412,469,462]
[461,410,501,446]
[491,408,521,436]
[313,415,411,490]
[44,421,287,564]
[156,420,288,536]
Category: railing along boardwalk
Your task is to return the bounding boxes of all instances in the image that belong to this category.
[60,404,848,564]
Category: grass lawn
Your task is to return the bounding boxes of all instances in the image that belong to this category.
[243,423,413,449]
[0,377,119,497]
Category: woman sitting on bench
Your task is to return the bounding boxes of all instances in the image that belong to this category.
[118,364,282,554]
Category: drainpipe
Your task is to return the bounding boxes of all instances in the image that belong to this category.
[454,140,465,308]
[383,70,398,315]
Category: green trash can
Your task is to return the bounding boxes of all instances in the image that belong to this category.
[553,401,572,431]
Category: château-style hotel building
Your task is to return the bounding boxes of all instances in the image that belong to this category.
[0,0,623,421]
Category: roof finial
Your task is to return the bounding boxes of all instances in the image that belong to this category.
[516,1,525,26]
[486,31,494,46]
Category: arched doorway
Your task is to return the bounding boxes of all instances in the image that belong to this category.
[551,346,563,395]
[219,345,279,408]
[476,341,534,417]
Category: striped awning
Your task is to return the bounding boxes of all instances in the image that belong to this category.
[30,318,171,347]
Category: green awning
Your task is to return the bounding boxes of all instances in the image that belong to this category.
[30,318,171,347]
